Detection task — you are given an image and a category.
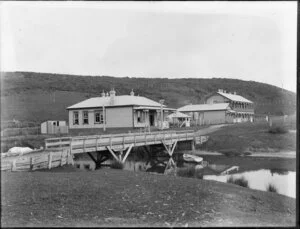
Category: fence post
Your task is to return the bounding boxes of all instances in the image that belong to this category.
[12,159,16,172]
[30,157,34,170]
[48,152,52,169]
[60,151,63,166]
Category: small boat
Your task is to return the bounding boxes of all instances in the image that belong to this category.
[183,154,203,163]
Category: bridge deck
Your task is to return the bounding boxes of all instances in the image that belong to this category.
[45,130,201,154]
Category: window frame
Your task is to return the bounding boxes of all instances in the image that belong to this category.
[94,110,104,124]
[83,110,89,125]
[73,111,79,125]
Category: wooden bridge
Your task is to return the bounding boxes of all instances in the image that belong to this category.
[44,130,208,170]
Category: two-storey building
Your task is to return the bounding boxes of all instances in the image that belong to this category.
[205,89,254,122]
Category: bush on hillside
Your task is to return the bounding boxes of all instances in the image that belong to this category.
[227,176,249,188]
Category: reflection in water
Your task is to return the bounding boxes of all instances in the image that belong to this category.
[73,155,295,198]
[204,169,296,198]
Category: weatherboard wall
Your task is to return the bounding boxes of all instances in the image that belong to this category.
[106,107,133,128]
[68,107,134,129]
[203,110,226,124]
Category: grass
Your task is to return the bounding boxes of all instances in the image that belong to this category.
[227,176,249,188]
[1,169,296,227]
[266,183,278,193]
[176,166,203,179]
[198,122,296,153]
[110,160,124,169]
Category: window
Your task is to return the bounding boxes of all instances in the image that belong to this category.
[83,111,89,124]
[94,110,104,124]
[137,111,141,123]
[73,111,79,125]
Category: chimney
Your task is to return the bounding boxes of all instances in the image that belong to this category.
[130,89,135,96]
[105,92,109,97]
[234,91,237,95]
[101,90,105,97]
[218,89,222,92]
[109,88,116,105]
[224,90,226,93]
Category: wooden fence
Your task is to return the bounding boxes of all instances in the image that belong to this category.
[0,149,74,172]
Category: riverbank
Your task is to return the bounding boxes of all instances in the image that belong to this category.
[198,122,296,154]
[193,150,296,159]
[1,168,296,227]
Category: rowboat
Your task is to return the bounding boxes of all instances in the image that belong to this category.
[183,154,203,163]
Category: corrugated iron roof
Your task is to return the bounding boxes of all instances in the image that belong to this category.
[167,111,191,118]
[67,95,166,109]
[217,92,253,103]
[178,103,231,112]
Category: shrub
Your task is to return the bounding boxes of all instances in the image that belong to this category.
[110,160,124,170]
[176,167,195,178]
[268,126,288,134]
[227,176,249,188]
[176,167,203,179]
[266,183,278,193]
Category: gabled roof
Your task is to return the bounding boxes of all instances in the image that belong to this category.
[67,95,165,109]
[217,92,253,103]
[167,111,191,118]
[178,103,231,112]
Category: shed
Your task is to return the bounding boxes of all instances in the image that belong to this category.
[167,111,191,127]
[177,103,234,125]
[41,120,68,134]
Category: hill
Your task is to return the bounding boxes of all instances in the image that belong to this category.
[0,71,296,122]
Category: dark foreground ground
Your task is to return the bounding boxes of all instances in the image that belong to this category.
[1,167,296,227]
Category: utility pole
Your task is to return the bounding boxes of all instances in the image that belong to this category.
[103,105,106,131]
[159,99,165,130]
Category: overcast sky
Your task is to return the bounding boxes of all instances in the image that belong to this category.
[0,1,297,92]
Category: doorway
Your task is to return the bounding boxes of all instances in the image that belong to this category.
[149,112,155,126]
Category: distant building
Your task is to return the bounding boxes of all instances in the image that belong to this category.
[67,89,175,130]
[178,103,234,125]
[205,89,254,123]
[167,111,191,127]
[41,120,68,134]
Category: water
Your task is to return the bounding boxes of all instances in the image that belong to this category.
[204,169,296,198]
[73,154,296,198]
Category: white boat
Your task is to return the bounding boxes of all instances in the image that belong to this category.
[183,154,203,163]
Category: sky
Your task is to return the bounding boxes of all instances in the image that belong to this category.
[0,1,297,92]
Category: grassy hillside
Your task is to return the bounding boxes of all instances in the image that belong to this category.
[0,71,296,122]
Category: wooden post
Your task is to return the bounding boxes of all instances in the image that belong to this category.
[83,138,86,153]
[70,138,73,154]
[96,137,98,151]
[107,146,120,161]
[60,151,63,166]
[122,144,134,163]
[48,152,52,169]
[12,160,16,171]
[134,134,136,146]
[30,157,34,170]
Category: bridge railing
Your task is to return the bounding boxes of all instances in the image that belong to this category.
[45,130,196,151]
